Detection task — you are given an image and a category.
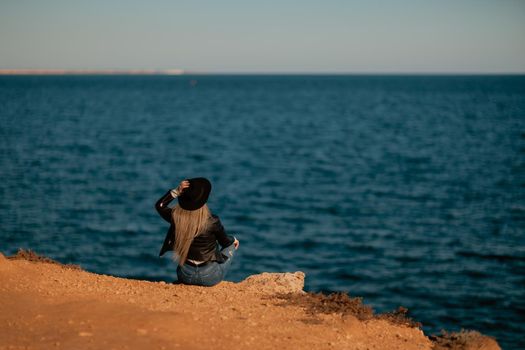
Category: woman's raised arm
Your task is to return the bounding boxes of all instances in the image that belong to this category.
[155,190,176,223]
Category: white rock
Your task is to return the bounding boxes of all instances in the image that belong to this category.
[239,271,306,294]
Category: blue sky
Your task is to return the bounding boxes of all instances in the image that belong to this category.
[1,0,524,73]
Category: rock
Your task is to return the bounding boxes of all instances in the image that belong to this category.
[432,330,501,350]
[463,333,501,350]
[239,271,306,294]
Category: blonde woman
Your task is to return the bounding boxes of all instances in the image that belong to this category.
[155,177,239,286]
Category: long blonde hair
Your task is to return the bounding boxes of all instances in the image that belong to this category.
[171,203,214,266]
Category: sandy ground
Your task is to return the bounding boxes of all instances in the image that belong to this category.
[0,251,500,350]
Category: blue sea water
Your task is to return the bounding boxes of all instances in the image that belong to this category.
[0,75,524,348]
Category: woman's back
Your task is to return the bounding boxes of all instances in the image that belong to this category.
[155,177,239,286]
[186,214,235,264]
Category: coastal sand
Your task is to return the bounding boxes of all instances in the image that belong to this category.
[0,252,499,350]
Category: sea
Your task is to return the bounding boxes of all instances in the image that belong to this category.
[0,75,523,348]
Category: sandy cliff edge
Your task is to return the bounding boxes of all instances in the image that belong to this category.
[0,251,500,350]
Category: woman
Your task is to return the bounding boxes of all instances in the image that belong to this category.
[155,177,239,286]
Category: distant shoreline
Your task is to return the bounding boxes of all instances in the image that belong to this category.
[0,69,185,75]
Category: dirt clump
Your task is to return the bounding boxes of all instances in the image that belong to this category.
[7,248,82,270]
[274,291,421,328]
[377,306,422,328]
[274,291,374,320]
[430,330,501,350]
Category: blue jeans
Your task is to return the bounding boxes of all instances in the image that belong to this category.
[176,243,236,286]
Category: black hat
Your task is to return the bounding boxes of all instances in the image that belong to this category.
[177,177,212,211]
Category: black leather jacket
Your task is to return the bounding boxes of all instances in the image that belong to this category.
[155,190,235,263]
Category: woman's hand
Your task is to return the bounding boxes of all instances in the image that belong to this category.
[233,237,240,250]
[177,180,190,193]
[171,179,190,197]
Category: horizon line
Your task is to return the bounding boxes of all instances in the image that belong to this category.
[0,68,524,76]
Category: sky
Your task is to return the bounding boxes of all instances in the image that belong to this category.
[1,0,524,73]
